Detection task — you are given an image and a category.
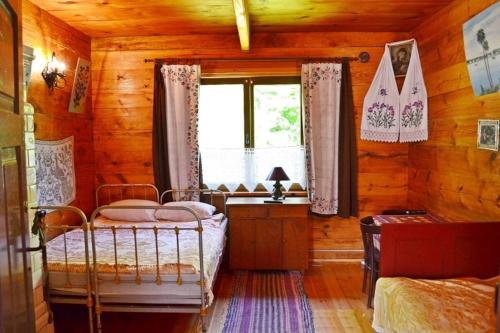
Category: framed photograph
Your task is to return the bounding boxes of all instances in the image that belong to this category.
[463,2,500,96]
[477,119,499,151]
[68,57,90,113]
[389,41,413,77]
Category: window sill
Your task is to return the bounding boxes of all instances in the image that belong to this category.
[227,191,307,198]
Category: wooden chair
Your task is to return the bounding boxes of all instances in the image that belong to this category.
[360,216,381,308]
[381,209,427,215]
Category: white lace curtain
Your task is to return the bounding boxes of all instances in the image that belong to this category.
[201,146,306,192]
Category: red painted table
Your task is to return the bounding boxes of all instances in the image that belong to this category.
[373,214,445,249]
[374,214,444,225]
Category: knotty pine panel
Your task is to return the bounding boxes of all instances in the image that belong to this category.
[23,0,95,216]
[91,31,410,260]
[408,0,500,221]
[35,1,452,38]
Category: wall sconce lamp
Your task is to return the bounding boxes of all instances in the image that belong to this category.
[41,52,66,90]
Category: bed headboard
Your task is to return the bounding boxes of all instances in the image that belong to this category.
[160,189,227,215]
[380,222,500,279]
[96,184,160,206]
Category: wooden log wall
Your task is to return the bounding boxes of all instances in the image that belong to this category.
[409,0,500,221]
[23,0,95,216]
[91,31,410,260]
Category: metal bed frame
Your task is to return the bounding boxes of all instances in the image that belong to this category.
[160,188,227,216]
[96,183,160,206]
[91,185,227,333]
[30,205,94,333]
[35,185,227,332]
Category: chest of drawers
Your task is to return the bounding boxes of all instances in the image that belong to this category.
[227,197,310,270]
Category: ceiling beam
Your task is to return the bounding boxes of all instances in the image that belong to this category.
[232,0,250,51]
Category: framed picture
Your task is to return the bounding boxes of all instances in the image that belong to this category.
[463,2,500,96]
[389,41,413,77]
[68,57,90,113]
[477,119,499,151]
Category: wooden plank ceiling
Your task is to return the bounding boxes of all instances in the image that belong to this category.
[32,0,453,38]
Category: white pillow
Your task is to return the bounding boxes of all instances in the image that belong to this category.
[100,199,159,222]
[155,201,216,222]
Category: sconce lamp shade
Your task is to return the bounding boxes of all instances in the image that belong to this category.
[41,52,66,90]
[266,167,290,181]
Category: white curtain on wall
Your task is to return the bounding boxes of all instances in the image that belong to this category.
[162,64,201,199]
[302,63,342,214]
[201,146,306,192]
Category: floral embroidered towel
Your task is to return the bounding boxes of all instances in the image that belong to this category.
[399,40,428,142]
[361,39,428,143]
[361,44,399,142]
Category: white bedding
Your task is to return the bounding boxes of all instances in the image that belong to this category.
[372,276,498,333]
[46,214,227,305]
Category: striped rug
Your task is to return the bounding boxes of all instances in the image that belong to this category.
[221,271,315,333]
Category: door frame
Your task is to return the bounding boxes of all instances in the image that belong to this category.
[0,0,36,331]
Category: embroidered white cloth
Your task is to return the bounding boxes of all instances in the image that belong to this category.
[302,63,342,215]
[35,136,76,206]
[361,39,427,142]
[399,40,428,142]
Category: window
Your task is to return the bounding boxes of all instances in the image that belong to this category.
[199,77,306,192]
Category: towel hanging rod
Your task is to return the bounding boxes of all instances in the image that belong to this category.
[144,51,370,64]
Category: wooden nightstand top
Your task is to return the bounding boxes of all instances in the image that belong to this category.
[226,197,310,206]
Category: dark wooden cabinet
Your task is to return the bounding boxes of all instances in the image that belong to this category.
[227,197,310,270]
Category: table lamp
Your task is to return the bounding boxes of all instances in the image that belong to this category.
[266,167,290,200]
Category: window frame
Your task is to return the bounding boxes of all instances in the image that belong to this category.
[200,76,303,148]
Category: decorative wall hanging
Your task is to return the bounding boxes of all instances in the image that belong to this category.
[477,119,499,151]
[35,136,76,206]
[68,57,90,113]
[463,2,499,96]
[361,39,428,143]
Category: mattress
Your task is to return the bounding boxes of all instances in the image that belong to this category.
[46,215,227,305]
[372,276,499,333]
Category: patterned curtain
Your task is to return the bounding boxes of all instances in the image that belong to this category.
[160,64,201,200]
[302,63,342,215]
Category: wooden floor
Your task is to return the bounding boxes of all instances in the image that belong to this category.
[52,262,373,332]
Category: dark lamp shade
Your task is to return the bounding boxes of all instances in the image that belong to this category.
[266,167,290,181]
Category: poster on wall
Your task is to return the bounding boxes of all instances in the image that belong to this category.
[68,57,90,113]
[463,2,500,96]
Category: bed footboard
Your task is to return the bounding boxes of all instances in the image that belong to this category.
[380,222,500,279]
[32,205,93,333]
[90,204,213,333]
